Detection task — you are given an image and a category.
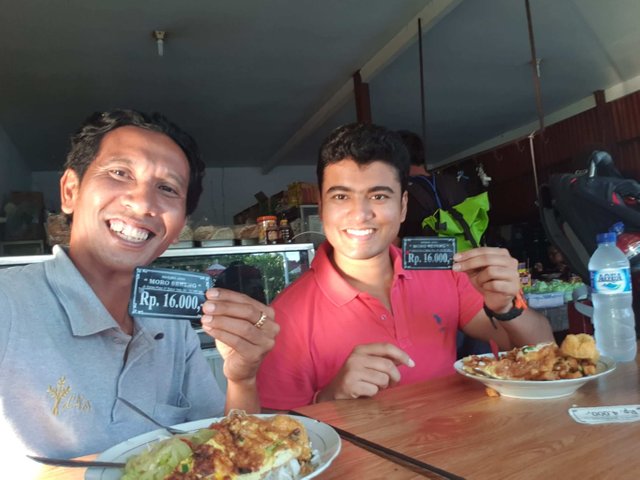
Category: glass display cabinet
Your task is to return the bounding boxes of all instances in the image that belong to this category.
[0,243,315,300]
[154,242,315,390]
[0,243,315,391]
[153,242,314,304]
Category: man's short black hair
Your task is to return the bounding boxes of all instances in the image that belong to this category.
[396,130,425,167]
[64,109,205,215]
[317,123,410,192]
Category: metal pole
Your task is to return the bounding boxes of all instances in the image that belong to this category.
[525,0,544,200]
[418,18,427,161]
[525,0,545,135]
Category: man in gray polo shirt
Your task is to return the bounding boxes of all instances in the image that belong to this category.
[0,110,278,467]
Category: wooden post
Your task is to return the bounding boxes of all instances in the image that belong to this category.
[353,71,372,124]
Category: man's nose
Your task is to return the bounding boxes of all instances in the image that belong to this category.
[122,183,156,216]
[350,197,374,221]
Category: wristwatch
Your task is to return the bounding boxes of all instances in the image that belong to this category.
[483,298,524,329]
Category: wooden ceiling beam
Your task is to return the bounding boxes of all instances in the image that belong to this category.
[353,71,372,124]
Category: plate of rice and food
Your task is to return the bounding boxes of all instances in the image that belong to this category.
[85,411,341,480]
[454,334,616,399]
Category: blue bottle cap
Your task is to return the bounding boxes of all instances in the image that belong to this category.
[610,221,625,234]
[597,232,617,244]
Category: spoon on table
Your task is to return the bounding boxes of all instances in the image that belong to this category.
[489,339,501,361]
[27,455,125,469]
[117,397,189,435]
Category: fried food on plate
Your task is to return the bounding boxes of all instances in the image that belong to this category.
[485,387,500,397]
[462,334,600,381]
[560,333,599,362]
[121,411,315,480]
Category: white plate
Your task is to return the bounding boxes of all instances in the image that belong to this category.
[454,353,616,399]
[85,414,341,479]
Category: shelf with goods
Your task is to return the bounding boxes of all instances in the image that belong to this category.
[232,182,322,244]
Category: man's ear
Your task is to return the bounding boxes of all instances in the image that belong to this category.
[172,219,187,244]
[60,169,80,214]
[400,190,408,222]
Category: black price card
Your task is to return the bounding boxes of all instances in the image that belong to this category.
[402,237,456,270]
[129,267,212,320]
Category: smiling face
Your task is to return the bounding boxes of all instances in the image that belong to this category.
[319,158,407,266]
[60,125,189,276]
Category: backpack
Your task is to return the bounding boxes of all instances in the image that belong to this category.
[539,151,640,281]
[408,174,488,252]
[539,150,640,326]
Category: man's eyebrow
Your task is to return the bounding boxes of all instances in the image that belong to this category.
[368,185,396,194]
[325,185,354,193]
[325,185,397,194]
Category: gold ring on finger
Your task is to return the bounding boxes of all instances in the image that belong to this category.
[254,311,268,329]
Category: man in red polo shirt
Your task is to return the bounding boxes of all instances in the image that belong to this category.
[257,123,553,410]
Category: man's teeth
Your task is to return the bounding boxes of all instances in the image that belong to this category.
[109,220,150,242]
[346,228,373,236]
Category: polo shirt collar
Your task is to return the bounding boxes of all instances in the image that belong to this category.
[313,242,410,306]
[390,244,412,280]
[45,245,120,336]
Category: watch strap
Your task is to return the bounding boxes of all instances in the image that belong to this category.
[484,292,527,329]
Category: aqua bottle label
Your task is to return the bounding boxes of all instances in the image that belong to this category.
[590,267,632,294]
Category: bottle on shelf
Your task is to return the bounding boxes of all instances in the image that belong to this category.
[518,262,531,288]
[278,218,293,244]
[588,232,637,362]
[265,217,280,245]
[257,215,278,245]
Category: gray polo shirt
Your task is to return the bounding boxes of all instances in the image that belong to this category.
[0,246,224,459]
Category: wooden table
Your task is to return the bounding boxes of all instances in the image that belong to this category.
[295,350,640,480]
[35,348,640,480]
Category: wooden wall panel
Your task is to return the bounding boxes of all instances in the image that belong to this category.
[610,90,640,178]
[450,90,640,225]
[488,172,538,225]
[611,90,640,142]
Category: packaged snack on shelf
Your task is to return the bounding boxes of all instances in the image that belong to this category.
[45,212,70,247]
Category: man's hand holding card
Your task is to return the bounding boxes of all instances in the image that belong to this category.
[452,246,521,313]
[201,288,278,384]
[129,266,277,385]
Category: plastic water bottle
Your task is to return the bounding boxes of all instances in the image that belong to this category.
[588,232,637,362]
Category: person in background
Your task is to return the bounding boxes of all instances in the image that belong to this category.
[0,110,278,464]
[398,130,490,358]
[532,244,573,281]
[395,130,468,242]
[257,123,553,410]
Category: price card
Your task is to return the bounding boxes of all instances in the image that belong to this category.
[129,267,212,320]
[569,405,640,425]
[402,237,456,270]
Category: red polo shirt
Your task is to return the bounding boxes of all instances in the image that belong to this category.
[257,242,483,410]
